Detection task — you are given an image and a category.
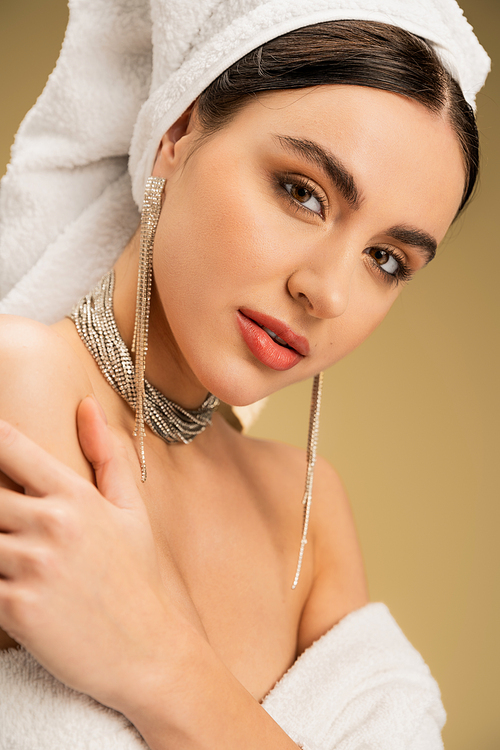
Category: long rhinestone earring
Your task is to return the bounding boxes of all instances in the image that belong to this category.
[132,176,166,482]
[292,372,324,589]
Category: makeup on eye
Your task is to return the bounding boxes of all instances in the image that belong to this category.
[265,137,439,289]
[272,133,361,210]
[274,171,417,285]
[364,245,413,285]
[275,172,328,218]
[284,182,323,215]
[268,134,440,263]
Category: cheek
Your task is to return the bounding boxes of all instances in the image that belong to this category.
[151,184,235,306]
[319,281,400,369]
[153,166,289,299]
[148,168,274,363]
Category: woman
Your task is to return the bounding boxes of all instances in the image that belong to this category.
[0,1,490,748]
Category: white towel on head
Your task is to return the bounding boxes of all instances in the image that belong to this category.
[0,0,490,326]
[0,0,149,320]
[130,0,491,208]
[0,603,446,749]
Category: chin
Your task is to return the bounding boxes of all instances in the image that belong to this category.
[193,360,275,407]
[198,356,312,409]
[211,385,269,409]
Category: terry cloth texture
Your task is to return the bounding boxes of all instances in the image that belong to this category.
[0,603,446,749]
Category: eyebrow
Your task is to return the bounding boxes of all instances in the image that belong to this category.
[273,134,361,209]
[386,226,437,264]
[273,133,438,263]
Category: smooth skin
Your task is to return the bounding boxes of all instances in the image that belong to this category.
[0,85,464,748]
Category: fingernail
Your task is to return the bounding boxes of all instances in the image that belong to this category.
[89,394,108,424]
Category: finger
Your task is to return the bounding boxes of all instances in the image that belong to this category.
[76,396,111,469]
[0,531,35,579]
[77,397,142,510]
[0,421,77,497]
[0,489,34,532]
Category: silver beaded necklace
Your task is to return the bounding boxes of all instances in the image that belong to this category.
[70,269,220,445]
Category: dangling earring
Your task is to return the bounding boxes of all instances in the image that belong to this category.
[292,372,324,589]
[132,175,166,482]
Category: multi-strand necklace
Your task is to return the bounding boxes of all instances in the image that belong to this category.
[70,269,220,446]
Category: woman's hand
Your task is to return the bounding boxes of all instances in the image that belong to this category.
[0,400,301,749]
[0,400,305,748]
[0,397,200,712]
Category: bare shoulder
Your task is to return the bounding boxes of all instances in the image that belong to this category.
[0,315,94,483]
[300,455,369,644]
[236,433,369,650]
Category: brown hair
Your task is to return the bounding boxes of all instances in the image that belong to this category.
[196,21,479,214]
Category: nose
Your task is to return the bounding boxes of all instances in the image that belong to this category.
[287,247,355,320]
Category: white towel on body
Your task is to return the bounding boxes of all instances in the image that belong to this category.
[0,603,445,750]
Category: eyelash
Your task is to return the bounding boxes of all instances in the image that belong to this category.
[366,246,413,286]
[275,173,329,218]
[275,172,413,286]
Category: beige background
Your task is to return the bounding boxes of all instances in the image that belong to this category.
[1,1,498,747]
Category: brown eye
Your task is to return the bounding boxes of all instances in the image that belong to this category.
[290,185,312,203]
[366,246,400,276]
[370,247,389,266]
[284,181,323,216]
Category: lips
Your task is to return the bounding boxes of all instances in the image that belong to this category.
[237,308,309,371]
[239,309,310,356]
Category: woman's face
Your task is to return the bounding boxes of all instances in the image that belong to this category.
[151,85,465,406]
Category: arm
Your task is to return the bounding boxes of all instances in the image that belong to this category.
[0,406,302,750]
[296,455,369,653]
[0,322,301,746]
[0,316,99,649]
[0,317,95,484]
[0,391,444,749]
[116,461,444,750]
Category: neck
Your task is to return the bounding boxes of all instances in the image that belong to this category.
[112,229,210,410]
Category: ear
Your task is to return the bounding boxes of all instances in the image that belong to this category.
[152,103,197,179]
